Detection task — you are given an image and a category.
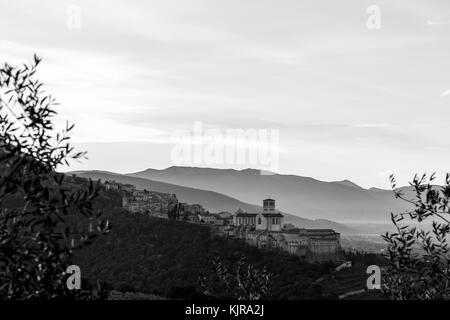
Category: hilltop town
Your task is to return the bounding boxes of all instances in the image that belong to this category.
[105,180,343,263]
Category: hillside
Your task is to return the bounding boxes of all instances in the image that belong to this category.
[74,208,345,299]
[58,176,388,300]
[69,170,355,233]
[127,166,415,223]
[73,189,385,300]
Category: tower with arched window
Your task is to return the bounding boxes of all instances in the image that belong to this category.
[256,198,283,231]
[233,198,284,231]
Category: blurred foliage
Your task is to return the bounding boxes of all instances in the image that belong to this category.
[0,56,109,299]
[200,255,272,299]
[383,173,450,299]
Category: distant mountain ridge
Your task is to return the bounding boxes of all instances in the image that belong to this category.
[127,166,414,223]
[332,180,363,189]
[69,170,355,234]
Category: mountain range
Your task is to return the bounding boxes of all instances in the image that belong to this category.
[69,166,417,234]
[126,166,413,223]
[69,170,356,233]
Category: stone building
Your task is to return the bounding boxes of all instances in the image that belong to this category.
[233,198,342,262]
[282,228,342,262]
[104,180,135,193]
[122,188,178,217]
[183,203,206,215]
[104,180,121,191]
[233,198,283,232]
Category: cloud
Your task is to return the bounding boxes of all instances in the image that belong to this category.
[2,0,450,187]
[440,89,450,97]
[427,20,450,25]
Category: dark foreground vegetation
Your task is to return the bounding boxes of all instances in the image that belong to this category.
[0,56,110,299]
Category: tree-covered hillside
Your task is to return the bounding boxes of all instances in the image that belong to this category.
[73,189,342,299]
[65,185,386,300]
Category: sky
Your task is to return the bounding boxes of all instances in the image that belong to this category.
[1,0,450,188]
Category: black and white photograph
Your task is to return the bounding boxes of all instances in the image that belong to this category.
[1,0,450,311]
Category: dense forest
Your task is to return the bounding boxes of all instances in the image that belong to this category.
[71,185,386,299]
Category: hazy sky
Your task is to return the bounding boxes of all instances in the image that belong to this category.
[1,0,450,188]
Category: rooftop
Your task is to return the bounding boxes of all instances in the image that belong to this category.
[282,228,339,235]
[262,212,283,217]
[235,212,258,217]
[235,211,284,218]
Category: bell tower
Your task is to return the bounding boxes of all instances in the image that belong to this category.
[263,198,275,212]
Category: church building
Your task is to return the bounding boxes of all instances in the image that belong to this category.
[233,198,284,232]
[233,198,342,262]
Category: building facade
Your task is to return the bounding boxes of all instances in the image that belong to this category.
[234,198,284,232]
[122,188,178,218]
[233,198,342,262]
